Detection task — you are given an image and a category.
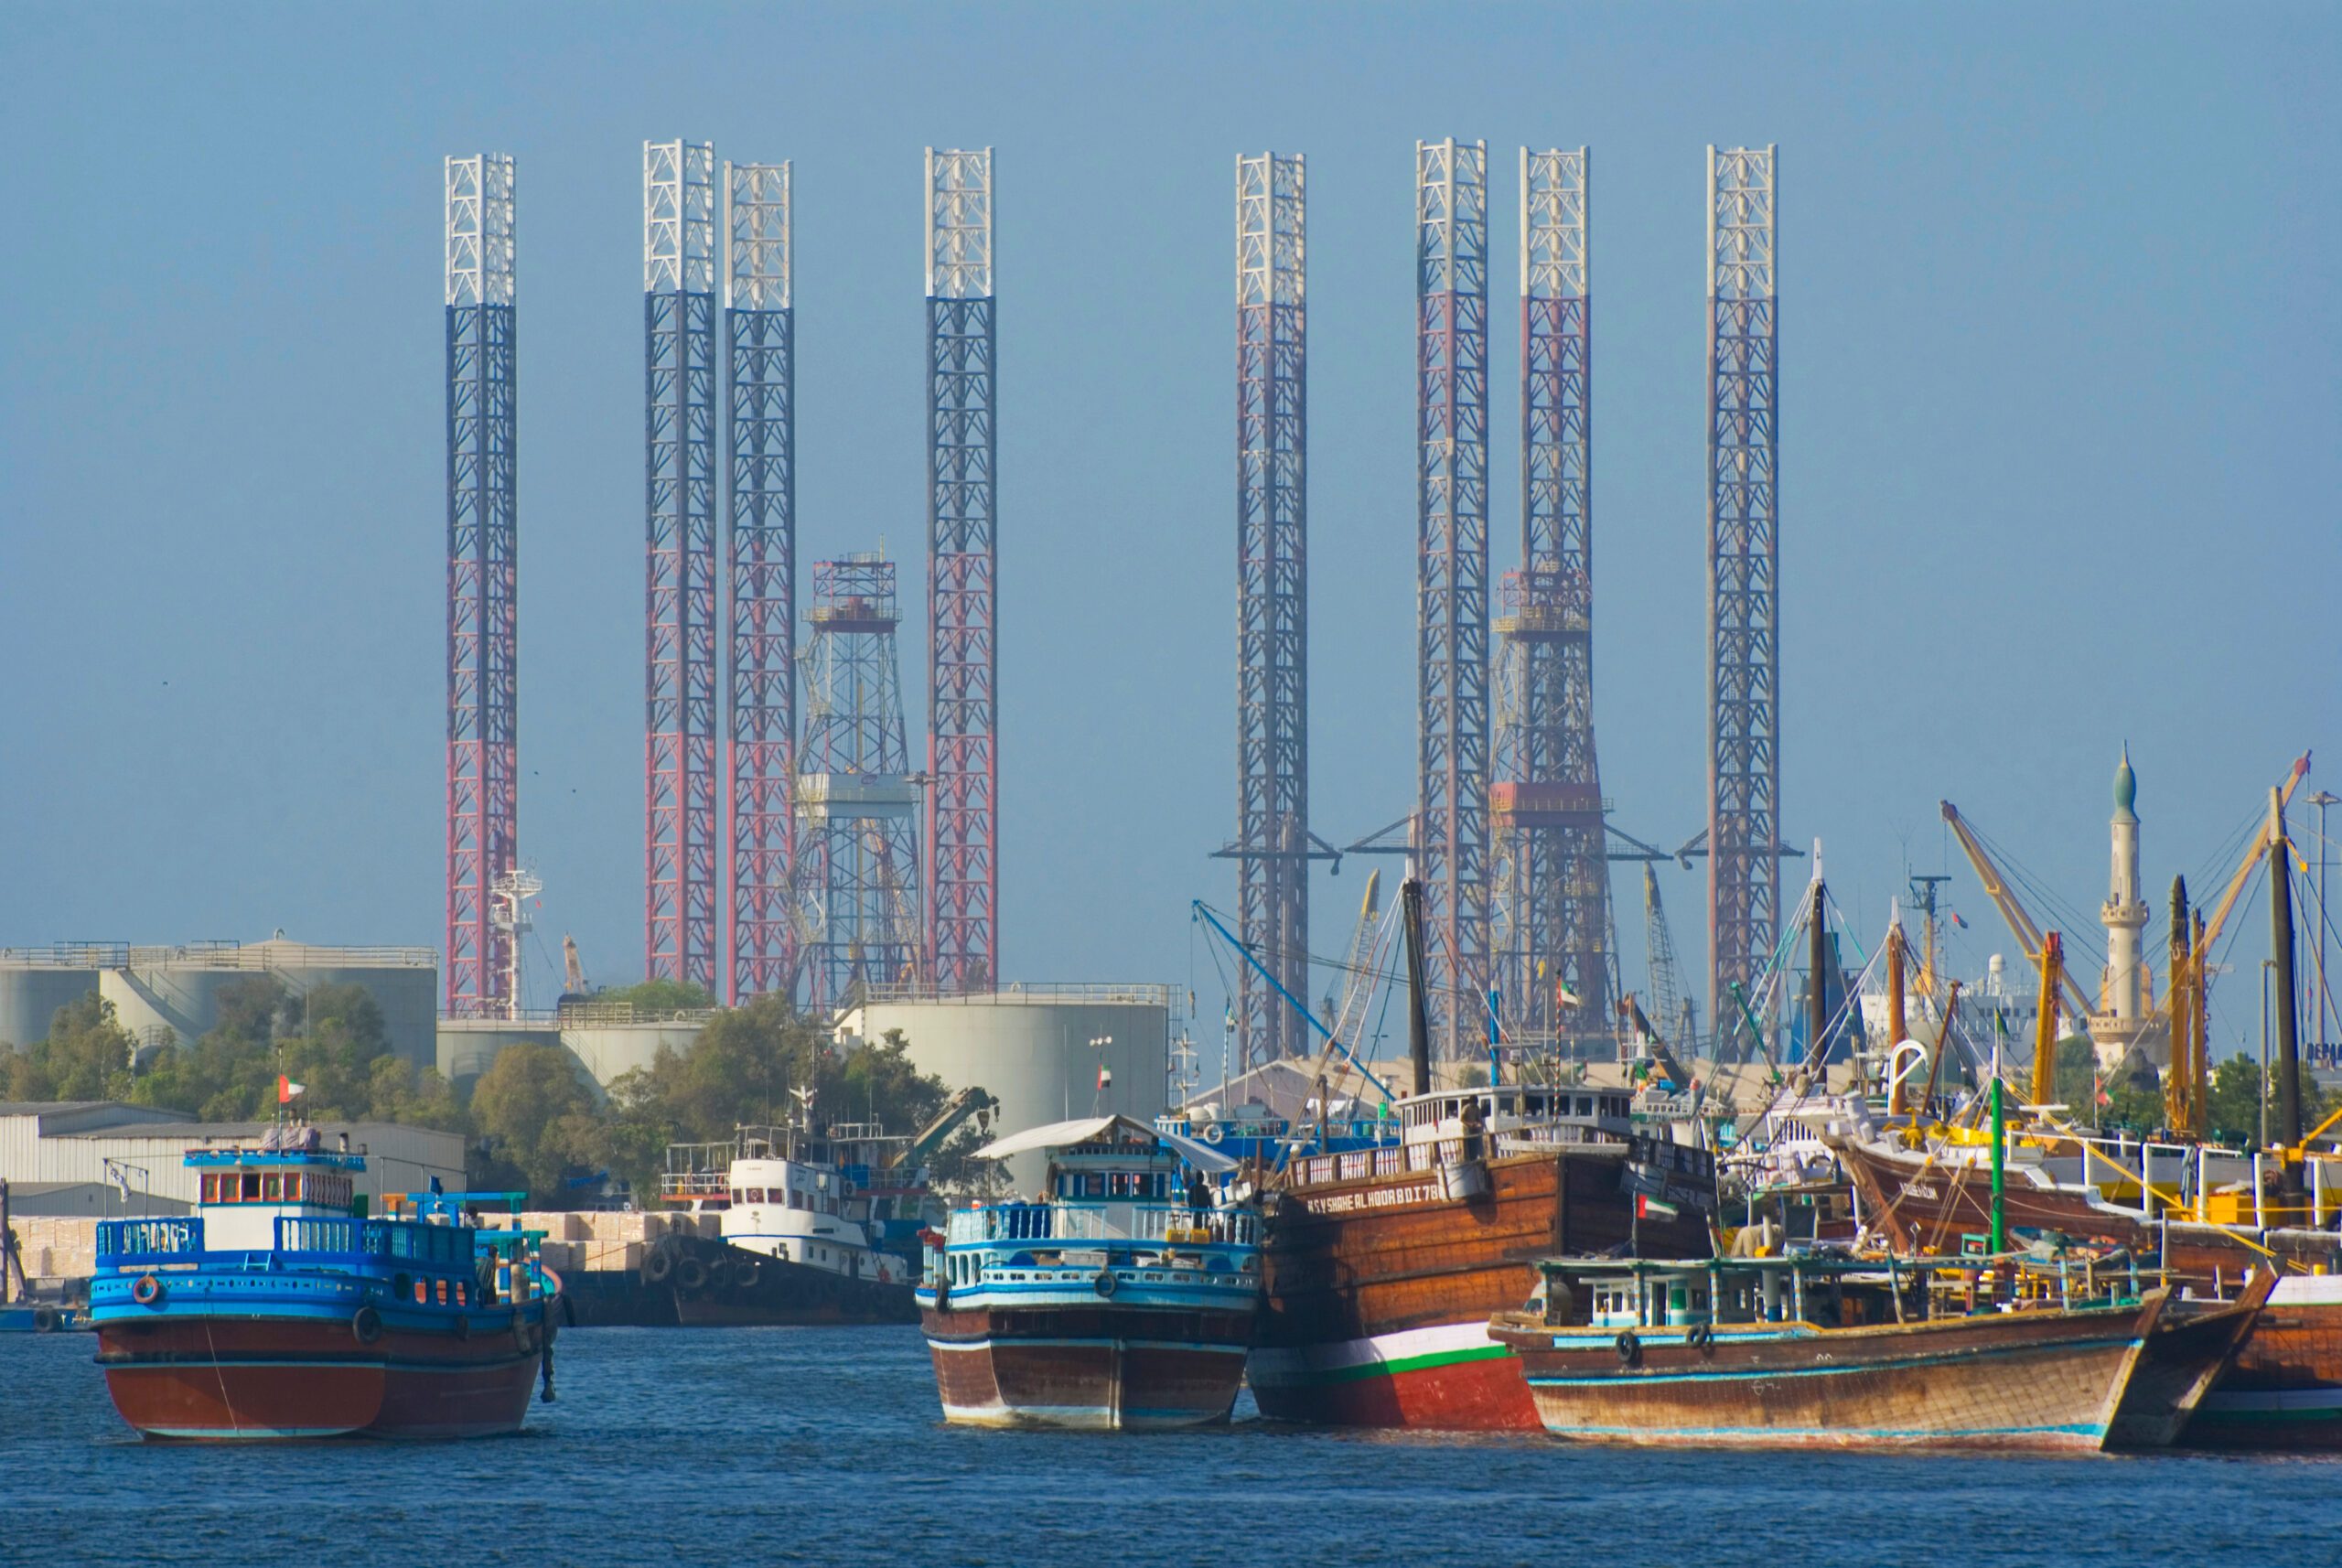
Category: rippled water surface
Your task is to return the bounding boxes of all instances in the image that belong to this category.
[4,1326,2337,1566]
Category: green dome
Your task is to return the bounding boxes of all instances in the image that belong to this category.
[2113,745,2137,819]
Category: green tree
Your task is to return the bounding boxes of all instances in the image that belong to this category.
[0,993,134,1101]
[596,978,715,1014]
[469,1041,597,1201]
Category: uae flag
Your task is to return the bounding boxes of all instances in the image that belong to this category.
[1636,1193,1679,1220]
[278,1074,306,1104]
[1096,1065,1113,1090]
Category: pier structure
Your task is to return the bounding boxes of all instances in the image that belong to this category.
[923,148,999,995]
[1228,150,1314,1069]
[797,556,923,1011]
[644,139,721,995]
[722,160,797,1004]
[444,153,520,1018]
[1704,145,1780,1058]
[1415,137,1493,1058]
[1492,147,1615,1051]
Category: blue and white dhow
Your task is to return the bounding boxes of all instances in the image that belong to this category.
[918,1114,1261,1430]
[90,1138,558,1440]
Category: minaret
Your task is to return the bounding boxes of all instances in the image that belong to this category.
[2091,745,2158,1066]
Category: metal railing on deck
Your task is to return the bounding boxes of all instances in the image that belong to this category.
[946,1202,1258,1248]
[97,1218,202,1259]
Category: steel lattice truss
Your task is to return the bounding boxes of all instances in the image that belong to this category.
[723,161,796,1004]
[797,556,922,1011]
[1234,151,1310,1069]
[1415,138,1492,1058]
[1704,145,1780,1052]
[924,148,997,995]
[445,154,519,1018]
[645,139,719,995]
[1492,148,1616,1052]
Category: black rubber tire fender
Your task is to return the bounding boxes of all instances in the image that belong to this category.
[642,1247,673,1284]
[1615,1330,1639,1366]
[732,1258,760,1292]
[32,1306,57,1333]
[675,1255,708,1294]
[1094,1270,1119,1299]
[705,1256,733,1291]
[352,1305,384,1345]
[1689,1322,1714,1354]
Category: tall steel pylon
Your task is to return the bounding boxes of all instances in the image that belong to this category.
[445,153,519,1018]
[1232,151,1310,1069]
[1705,145,1780,1053]
[1493,147,1614,1052]
[1416,138,1491,1059]
[797,555,922,1011]
[723,160,796,1004]
[645,139,719,994]
[924,148,998,995]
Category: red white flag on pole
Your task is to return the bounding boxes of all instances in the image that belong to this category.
[1097,1065,1112,1090]
[278,1074,306,1104]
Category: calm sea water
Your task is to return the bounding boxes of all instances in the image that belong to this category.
[4,1326,2337,1566]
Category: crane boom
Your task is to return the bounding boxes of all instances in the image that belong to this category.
[1939,800,2095,1024]
[887,1085,998,1171]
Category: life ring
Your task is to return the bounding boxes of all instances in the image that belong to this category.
[1200,1122,1225,1145]
[675,1256,708,1294]
[642,1248,673,1284]
[352,1305,384,1344]
[32,1306,57,1333]
[131,1274,165,1307]
[1093,1270,1119,1299]
[1615,1330,1640,1366]
[733,1258,760,1291]
[450,1313,470,1342]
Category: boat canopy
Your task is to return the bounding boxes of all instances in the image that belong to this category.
[973,1114,1238,1175]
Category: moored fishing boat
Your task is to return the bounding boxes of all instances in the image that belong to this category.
[1489,1255,2167,1451]
[90,1141,556,1440]
[2185,1273,2342,1449]
[918,1114,1259,1430]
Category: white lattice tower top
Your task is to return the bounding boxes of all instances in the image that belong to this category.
[446,155,515,308]
[1520,149,1586,301]
[645,140,717,295]
[925,147,994,300]
[726,162,791,311]
[1417,139,1488,296]
[1708,145,1777,301]
[1236,153,1305,308]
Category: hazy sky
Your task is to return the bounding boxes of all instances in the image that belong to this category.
[3,3,2336,1059]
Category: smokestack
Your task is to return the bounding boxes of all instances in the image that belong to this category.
[1403,877,1433,1097]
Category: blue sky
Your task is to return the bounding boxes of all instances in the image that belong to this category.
[2,3,2336,1059]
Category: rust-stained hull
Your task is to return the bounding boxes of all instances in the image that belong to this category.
[95,1314,544,1440]
[921,1303,1254,1430]
[1494,1293,2165,1452]
[1253,1150,1713,1431]
[2187,1287,2342,1450]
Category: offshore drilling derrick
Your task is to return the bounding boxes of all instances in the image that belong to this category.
[1704,145,1780,1056]
[444,153,520,1018]
[644,138,721,996]
[722,159,797,1004]
[796,556,922,1012]
[1491,148,1616,1051]
[1415,138,1493,1059]
[1230,150,1311,1070]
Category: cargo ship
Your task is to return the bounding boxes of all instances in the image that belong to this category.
[1248,878,1717,1432]
[90,1139,556,1440]
[918,1114,1260,1430]
[1488,1254,2171,1451]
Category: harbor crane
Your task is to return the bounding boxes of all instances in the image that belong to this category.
[1939,800,2096,1026]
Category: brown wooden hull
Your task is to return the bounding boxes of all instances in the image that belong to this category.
[1493,1294,2165,1452]
[2107,1284,2266,1448]
[2187,1291,2342,1450]
[921,1303,1253,1430]
[1835,1135,2340,1282]
[1253,1150,1713,1431]
[95,1313,544,1440]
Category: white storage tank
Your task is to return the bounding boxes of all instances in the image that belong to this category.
[836,984,1173,1189]
[0,949,111,1048]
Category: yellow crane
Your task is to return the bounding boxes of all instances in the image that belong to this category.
[1939,800,2096,1024]
[2033,931,2066,1106]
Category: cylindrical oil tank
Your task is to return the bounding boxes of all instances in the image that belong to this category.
[840,985,1173,1189]
[252,941,440,1070]
[436,1019,572,1096]
[0,957,104,1049]
[559,1015,712,1093]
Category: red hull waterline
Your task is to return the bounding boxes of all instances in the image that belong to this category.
[97,1316,543,1441]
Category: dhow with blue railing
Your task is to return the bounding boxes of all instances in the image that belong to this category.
[919,1114,1262,1429]
[90,1142,560,1440]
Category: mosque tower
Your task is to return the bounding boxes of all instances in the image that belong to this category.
[2090,745,2164,1068]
